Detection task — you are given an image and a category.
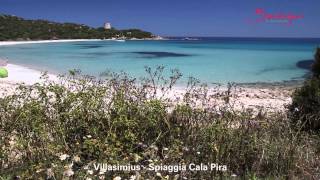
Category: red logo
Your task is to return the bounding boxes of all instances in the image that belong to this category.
[249,8,304,26]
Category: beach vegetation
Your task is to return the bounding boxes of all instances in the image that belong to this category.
[312,47,320,77]
[289,48,320,132]
[1,67,319,179]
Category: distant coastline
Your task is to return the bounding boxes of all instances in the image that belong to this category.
[0,14,162,41]
[0,37,166,47]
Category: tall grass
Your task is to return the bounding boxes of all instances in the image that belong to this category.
[0,67,319,179]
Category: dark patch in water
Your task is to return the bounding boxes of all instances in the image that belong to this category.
[73,43,101,46]
[133,51,191,58]
[73,45,104,49]
[85,52,113,56]
[256,66,295,75]
[18,47,35,49]
[73,43,107,49]
[79,45,104,49]
[296,60,314,70]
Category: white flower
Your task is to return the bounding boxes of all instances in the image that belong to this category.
[163,147,169,151]
[150,145,158,151]
[113,176,121,180]
[8,140,16,146]
[86,135,92,138]
[231,174,237,177]
[36,169,44,173]
[156,172,162,177]
[59,154,70,161]
[174,174,180,179]
[66,162,73,168]
[87,170,93,175]
[73,155,80,162]
[86,178,92,180]
[134,154,142,162]
[46,168,54,178]
[63,168,74,177]
[129,175,136,180]
[196,151,200,155]
[182,147,189,152]
[294,107,299,112]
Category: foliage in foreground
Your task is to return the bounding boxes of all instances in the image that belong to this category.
[289,48,320,132]
[0,67,320,179]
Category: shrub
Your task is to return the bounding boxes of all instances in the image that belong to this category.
[312,47,320,77]
[289,78,320,132]
[0,68,319,179]
[289,48,320,132]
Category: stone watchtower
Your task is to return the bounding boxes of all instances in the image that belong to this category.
[104,22,111,30]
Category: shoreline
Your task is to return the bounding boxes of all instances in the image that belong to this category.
[0,39,102,46]
[0,64,57,84]
[0,39,298,111]
[0,62,295,111]
[0,37,167,47]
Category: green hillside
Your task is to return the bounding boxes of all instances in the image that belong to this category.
[0,14,153,40]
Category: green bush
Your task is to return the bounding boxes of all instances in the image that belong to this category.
[312,48,320,77]
[1,68,319,179]
[289,78,320,132]
[289,48,320,132]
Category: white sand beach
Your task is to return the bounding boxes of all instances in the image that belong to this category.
[0,39,101,46]
[161,86,293,112]
[0,64,57,84]
[0,40,85,83]
[0,39,103,87]
[0,63,58,97]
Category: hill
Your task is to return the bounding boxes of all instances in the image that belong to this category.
[0,14,153,41]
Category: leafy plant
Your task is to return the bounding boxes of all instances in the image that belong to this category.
[0,67,319,179]
[289,48,320,132]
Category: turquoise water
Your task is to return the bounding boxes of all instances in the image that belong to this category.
[0,38,319,85]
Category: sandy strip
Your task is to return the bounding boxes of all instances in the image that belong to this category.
[159,86,293,112]
[0,64,57,84]
[0,64,56,97]
[0,39,100,94]
[0,39,101,46]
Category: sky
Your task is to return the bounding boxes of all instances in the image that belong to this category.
[0,0,319,38]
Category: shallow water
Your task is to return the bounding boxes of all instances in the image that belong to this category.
[0,38,319,85]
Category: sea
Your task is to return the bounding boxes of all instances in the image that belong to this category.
[0,37,320,85]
